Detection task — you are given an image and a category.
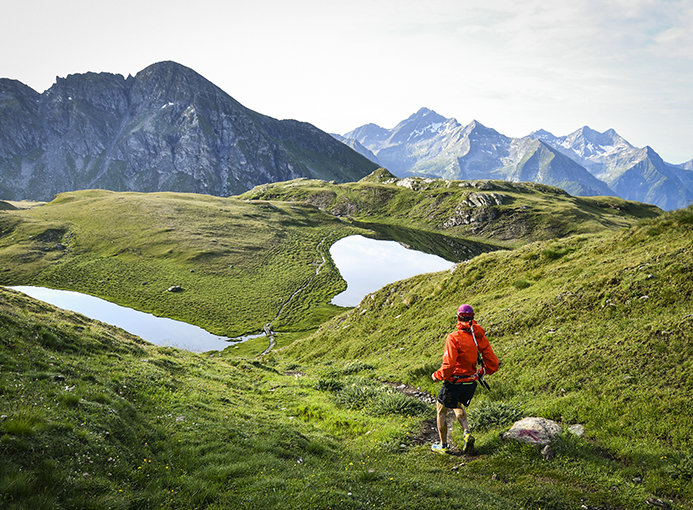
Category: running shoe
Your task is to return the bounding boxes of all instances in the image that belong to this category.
[462,432,475,453]
[431,443,449,454]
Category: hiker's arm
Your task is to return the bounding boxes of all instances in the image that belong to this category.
[478,336,499,376]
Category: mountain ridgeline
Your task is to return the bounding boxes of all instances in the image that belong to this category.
[0,61,378,201]
[341,108,693,211]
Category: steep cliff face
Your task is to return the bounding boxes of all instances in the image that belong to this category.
[0,62,378,200]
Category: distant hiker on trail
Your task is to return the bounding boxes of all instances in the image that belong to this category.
[431,304,499,454]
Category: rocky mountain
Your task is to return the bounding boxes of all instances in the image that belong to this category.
[530,127,693,211]
[342,108,692,210]
[343,108,614,199]
[0,61,379,201]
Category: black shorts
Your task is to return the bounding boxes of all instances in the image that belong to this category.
[437,380,477,408]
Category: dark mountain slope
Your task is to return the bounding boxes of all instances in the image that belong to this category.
[0,61,378,201]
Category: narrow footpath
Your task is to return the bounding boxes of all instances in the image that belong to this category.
[259,235,331,356]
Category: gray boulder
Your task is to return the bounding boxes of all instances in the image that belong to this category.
[501,417,563,445]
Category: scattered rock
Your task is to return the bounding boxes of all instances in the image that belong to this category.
[501,417,563,445]
[541,445,555,460]
[646,497,671,509]
[384,381,437,405]
[568,424,585,437]
[168,285,183,292]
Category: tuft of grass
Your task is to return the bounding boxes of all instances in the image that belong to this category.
[468,400,524,431]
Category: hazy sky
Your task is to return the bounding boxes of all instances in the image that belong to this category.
[2,0,691,163]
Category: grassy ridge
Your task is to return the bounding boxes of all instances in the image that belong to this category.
[239,169,662,245]
[0,174,659,342]
[277,205,693,506]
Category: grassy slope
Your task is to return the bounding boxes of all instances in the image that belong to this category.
[277,205,693,507]
[0,181,690,508]
[0,174,659,344]
[0,190,358,337]
[0,287,539,510]
[2,203,692,508]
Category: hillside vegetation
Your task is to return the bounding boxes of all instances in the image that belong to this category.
[240,168,662,245]
[0,190,357,337]
[0,173,658,343]
[277,204,693,506]
[1,205,692,509]
[0,287,456,509]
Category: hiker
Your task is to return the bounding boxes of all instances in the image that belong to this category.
[431,304,499,454]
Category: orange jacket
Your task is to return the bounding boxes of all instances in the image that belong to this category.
[433,320,499,382]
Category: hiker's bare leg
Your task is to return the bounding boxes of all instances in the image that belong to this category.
[453,406,470,434]
[436,402,449,445]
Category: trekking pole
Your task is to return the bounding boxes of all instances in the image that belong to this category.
[469,319,491,391]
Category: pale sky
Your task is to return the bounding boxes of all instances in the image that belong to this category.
[2,0,692,163]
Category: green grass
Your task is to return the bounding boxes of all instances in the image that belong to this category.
[276,204,693,508]
[1,287,527,510]
[239,169,662,245]
[0,175,688,509]
[3,279,690,508]
[0,175,658,340]
[0,190,359,337]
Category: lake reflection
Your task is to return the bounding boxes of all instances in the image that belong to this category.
[329,235,456,307]
[9,286,236,353]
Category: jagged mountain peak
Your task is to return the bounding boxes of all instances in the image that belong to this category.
[566,125,632,151]
[387,107,451,143]
[0,62,378,201]
[0,78,40,98]
[127,61,241,112]
[530,128,554,139]
[462,119,501,137]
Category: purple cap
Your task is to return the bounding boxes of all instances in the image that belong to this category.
[457,304,474,316]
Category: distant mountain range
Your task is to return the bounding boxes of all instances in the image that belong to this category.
[339,108,693,210]
[0,61,378,201]
[2,62,690,211]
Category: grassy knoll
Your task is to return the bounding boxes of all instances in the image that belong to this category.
[239,168,662,245]
[0,190,359,337]
[0,174,660,342]
[277,205,693,509]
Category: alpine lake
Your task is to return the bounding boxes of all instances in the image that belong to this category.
[10,235,455,352]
